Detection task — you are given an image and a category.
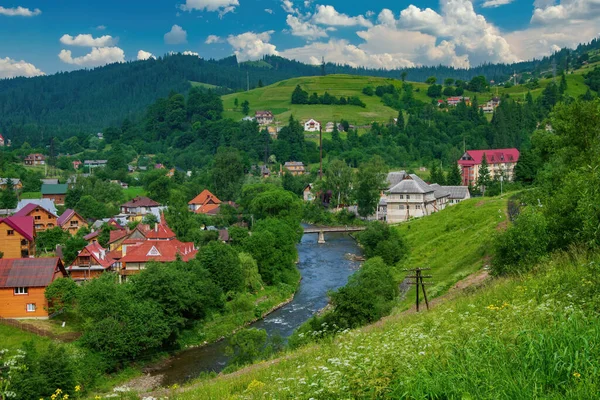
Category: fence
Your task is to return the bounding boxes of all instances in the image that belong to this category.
[0,317,81,342]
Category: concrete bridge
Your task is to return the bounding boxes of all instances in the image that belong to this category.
[303,226,366,243]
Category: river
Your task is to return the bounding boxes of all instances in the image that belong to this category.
[152,230,362,386]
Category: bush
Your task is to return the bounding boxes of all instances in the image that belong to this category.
[493,207,549,275]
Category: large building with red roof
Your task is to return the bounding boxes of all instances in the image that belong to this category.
[0,257,67,318]
[458,148,520,186]
[0,216,35,259]
[68,242,117,281]
[119,239,196,281]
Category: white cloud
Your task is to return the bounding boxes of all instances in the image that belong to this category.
[265,8,274,14]
[58,47,125,67]
[164,25,187,44]
[286,14,330,40]
[205,34,222,44]
[96,25,106,30]
[281,0,298,14]
[481,0,514,8]
[312,5,373,27]
[0,6,41,17]
[182,50,200,56]
[137,50,156,60]
[399,5,444,35]
[531,0,600,24]
[227,31,279,61]
[180,0,239,17]
[60,34,116,47]
[0,57,45,78]
[377,9,397,27]
[280,38,415,69]
[365,10,375,18]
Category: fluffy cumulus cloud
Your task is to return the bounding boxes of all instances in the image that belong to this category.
[60,34,116,47]
[481,0,514,7]
[531,0,600,24]
[0,57,45,78]
[227,31,279,61]
[205,34,222,44]
[58,47,125,67]
[286,14,330,40]
[281,0,298,14]
[265,8,274,14]
[137,50,156,60]
[0,6,41,16]
[182,50,200,56]
[312,5,373,27]
[164,25,187,44]
[180,0,239,17]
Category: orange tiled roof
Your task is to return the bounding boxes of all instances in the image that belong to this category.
[188,189,221,206]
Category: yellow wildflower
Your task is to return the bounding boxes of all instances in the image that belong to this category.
[573,372,581,378]
[246,380,266,392]
[63,395,69,400]
[94,396,101,400]
[75,385,81,392]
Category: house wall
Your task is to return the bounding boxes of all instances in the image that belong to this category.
[42,194,66,205]
[25,208,57,232]
[0,287,49,319]
[69,268,104,281]
[461,162,517,186]
[62,214,88,235]
[0,224,34,258]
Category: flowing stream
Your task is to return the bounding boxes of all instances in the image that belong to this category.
[151,230,362,386]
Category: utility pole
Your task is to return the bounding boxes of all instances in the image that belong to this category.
[319,126,323,179]
[403,267,433,311]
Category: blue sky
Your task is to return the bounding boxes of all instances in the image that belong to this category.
[1,0,599,78]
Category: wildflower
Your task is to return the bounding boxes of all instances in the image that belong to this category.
[75,385,81,392]
[63,395,69,400]
[246,380,266,392]
[573,372,581,378]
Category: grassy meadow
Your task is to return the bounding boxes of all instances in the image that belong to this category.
[173,248,600,399]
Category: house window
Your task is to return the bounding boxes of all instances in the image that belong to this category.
[26,303,36,312]
[21,239,28,246]
[70,221,78,227]
[14,287,28,295]
[416,205,422,209]
[35,215,41,220]
[406,195,411,200]
[399,195,404,199]
[7,229,14,236]
[399,205,405,210]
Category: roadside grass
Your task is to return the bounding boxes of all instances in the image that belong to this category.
[393,196,508,309]
[174,249,600,399]
[123,186,146,200]
[21,191,42,199]
[0,323,52,351]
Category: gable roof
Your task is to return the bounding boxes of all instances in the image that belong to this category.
[429,183,451,199]
[0,216,34,241]
[16,199,58,216]
[188,189,221,206]
[386,171,408,190]
[441,186,470,199]
[13,203,57,218]
[41,183,68,195]
[121,196,160,208]
[120,239,196,263]
[388,174,434,194]
[145,220,176,240]
[69,242,116,270]
[0,178,21,186]
[41,178,59,185]
[57,209,85,227]
[0,257,65,288]
[458,148,520,166]
[195,203,221,215]
[84,231,100,241]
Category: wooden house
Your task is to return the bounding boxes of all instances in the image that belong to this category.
[284,161,306,176]
[24,154,45,166]
[0,216,35,258]
[67,242,116,281]
[188,189,221,214]
[57,209,88,235]
[41,184,68,206]
[0,257,67,319]
[13,203,58,233]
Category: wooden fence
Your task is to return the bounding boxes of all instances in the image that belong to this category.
[0,317,81,342]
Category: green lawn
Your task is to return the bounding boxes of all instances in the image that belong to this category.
[123,186,147,200]
[222,74,402,126]
[393,196,508,308]
[21,191,42,199]
[191,81,220,90]
[0,324,52,351]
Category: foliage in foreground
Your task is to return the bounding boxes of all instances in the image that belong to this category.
[178,250,600,399]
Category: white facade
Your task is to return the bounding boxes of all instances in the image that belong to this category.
[304,119,321,132]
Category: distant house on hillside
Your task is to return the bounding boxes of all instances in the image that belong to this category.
[304,119,321,132]
[120,196,161,218]
[446,96,471,106]
[458,148,519,186]
[188,189,221,214]
[303,184,314,202]
[41,184,68,205]
[0,257,67,319]
[83,160,107,169]
[325,122,335,133]
[24,154,45,166]
[284,161,306,176]
[72,160,82,170]
[0,178,22,191]
[255,110,274,125]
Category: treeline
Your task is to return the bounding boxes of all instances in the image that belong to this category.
[291,85,366,107]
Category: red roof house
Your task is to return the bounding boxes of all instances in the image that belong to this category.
[0,216,35,259]
[119,239,197,280]
[68,242,117,281]
[0,257,67,318]
[120,196,160,215]
[458,148,520,186]
[188,189,221,214]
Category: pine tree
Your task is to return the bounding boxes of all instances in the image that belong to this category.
[429,161,445,184]
[396,110,405,131]
[559,73,568,94]
[0,179,17,210]
[258,79,263,88]
[447,163,463,186]
[477,153,491,196]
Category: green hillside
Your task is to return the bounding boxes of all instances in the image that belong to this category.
[222,75,403,126]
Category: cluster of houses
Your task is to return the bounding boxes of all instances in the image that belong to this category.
[0,189,237,319]
[436,96,501,113]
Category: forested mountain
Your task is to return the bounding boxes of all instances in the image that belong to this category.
[1,37,598,146]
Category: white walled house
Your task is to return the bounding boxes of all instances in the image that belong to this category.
[304,119,321,132]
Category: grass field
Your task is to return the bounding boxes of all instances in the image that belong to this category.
[393,196,507,309]
[21,191,42,199]
[123,186,146,200]
[222,75,402,126]
[0,324,52,351]
[191,81,220,90]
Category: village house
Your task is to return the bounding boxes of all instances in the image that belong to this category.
[68,242,117,281]
[16,199,58,216]
[0,257,67,319]
[41,183,68,206]
[446,96,471,106]
[283,161,306,176]
[458,148,520,186]
[0,216,35,258]
[304,119,321,132]
[189,189,221,214]
[72,160,82,170]
[0,178,22,191]
[434,185,471,205]
[83,160,107,169]
[24,153,45,166]
[120,196,161,219]
[0,134,4,147]
[303,184,314,202]
[57,209,88,235]
[13,203,58,233]
[41,178,59,185]
[255,110,274,125]
[325,122,335,133]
